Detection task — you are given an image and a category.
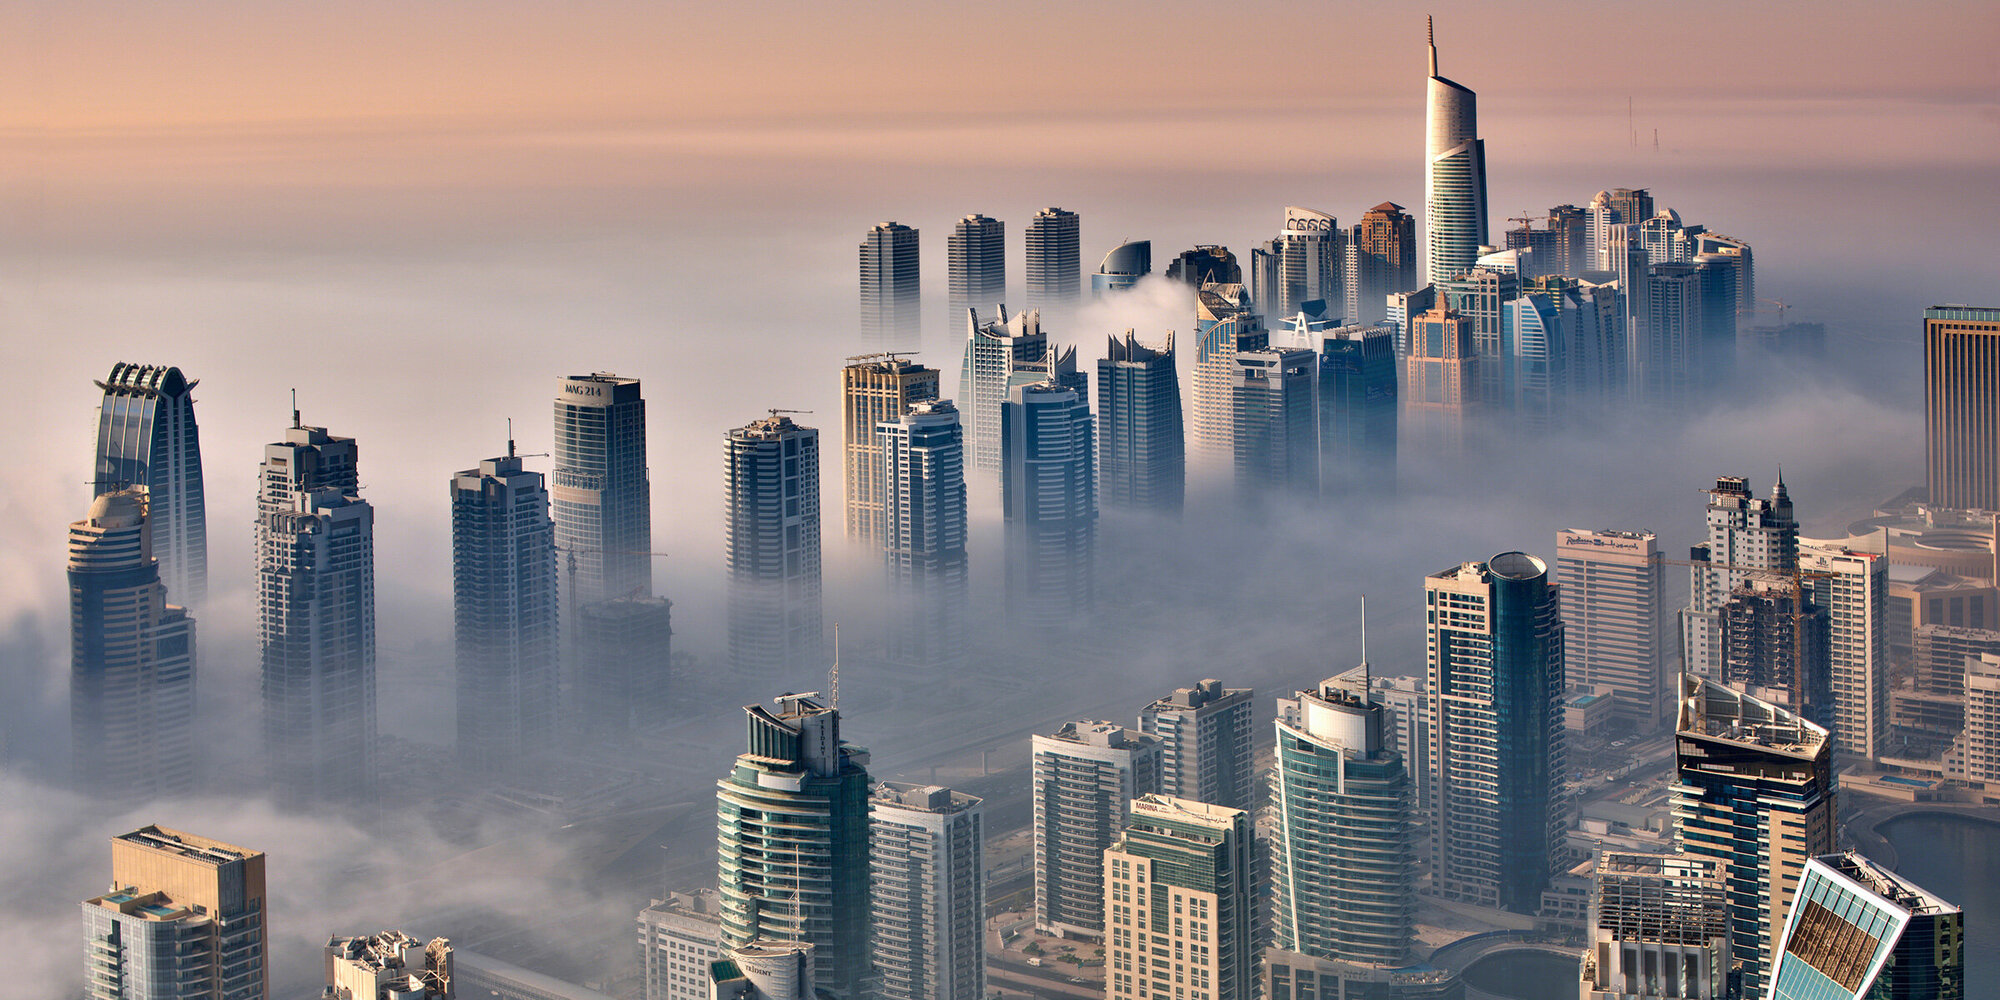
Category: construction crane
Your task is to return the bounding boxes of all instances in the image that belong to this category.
[1759,298,1791,322]
[558,545,671,623]
[844,351,920,363]
[765,407,814,420]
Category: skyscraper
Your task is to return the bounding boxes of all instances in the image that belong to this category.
[1093,239,1152,295]
[257,419,375,805]
[1317,322,1398,495]
[574,595,674,742]
[842,355,940,542]
[1231,346,1319,495]
[1024,207,1081,313]
[725,414,822,674]
[93,363,207,606]
[1767,852,1963,1000]
[861,221,921,346]
[552,373,652,608]
[1350,203,1418,324]
[1923,305,2000,510]
[1578,853,1729,1000]
[869,782,985,1000]
[1555,529,1671,727]
[877,400,968,669]
[1435,265,1518,406]
[1425,552,1567,915]
[715,695,870,1000]
[1641,261,1703,407]
[1104,796,1255,1000]
[1424,17,1487,283]
[1165,245,1240,286]
[82,825,267,1000]
[1097,331,1185,515]
[1190,284,1268,467]
[1403,307,1476,456]
[1137,679,1255,811]
[1719,572,1831,732]
[1031,721,1162,938]
[1799,540,1889,760]
[639,890,725,1000]
[1270,670,1417,970]
[1682,475,1799,680]
[1673,676,1836,998]
[69,489,196,800]
[959,305,1054,474]
[947,214,1005,327]
[451,444,558,773]
[1001,380,1096,627]
[1257,208,1346,321]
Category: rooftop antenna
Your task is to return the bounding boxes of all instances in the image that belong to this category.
[1359,594,1371,688]
[507,417,516,459]
[290,388,301,429]
[829,624,840,710]
[1427,15,1437,77]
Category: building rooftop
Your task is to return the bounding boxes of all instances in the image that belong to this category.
[115,825,260,867]
[1812,852,1960,917]
[1045,720,1155,751]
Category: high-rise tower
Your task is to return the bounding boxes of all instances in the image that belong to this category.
[1031,721,1162,938]
[1270,669,1418,970]
[1190,284,1269,467]
[82,826,268,1000]
[1024,207,1081,313]
[1001,380,1097,627]
[1799,540,1889,760]
[947,215,1005,327]
[1579,853,1729,1000]
[1424,16,1488,284]
[1137,679,1255,811]
[1350,203,1419,324]
[93,363,207,606]
[1232,346,1319,496]
[1097,331,1185,515]
[552,374,652,608]
[842,355,940,542]
[1404,307,1476,457]
[861,221,921,346]
[715,695,871,1000]
[257,419,375,805]
[877,400,968,669]
[725,414,822,674]
[451,444,558,773]
[1682,474,1798,680]
[69,490,197,800]
[1261,207,1346,322]
[1556,529,1671,727]
[1426,552,1567,915]
[869,782,985,1000]
[1924,305,2000,510]
[1104,796,1256,1000]
[1092,240,1151,296]
[1317,322,1399,495]
[1673,676,1835,998]
[959,305,1054,475]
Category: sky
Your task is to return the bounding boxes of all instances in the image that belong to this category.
[1,1,1998,993]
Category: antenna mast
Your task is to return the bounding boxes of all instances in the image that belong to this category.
[829,624,840,709]
[290,388,301,429]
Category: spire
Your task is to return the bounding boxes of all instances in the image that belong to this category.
[1427,15,1438,78]
[1359,594,1371,688]
[507,417,516,458]
[1774,465,1789,501]
[290,388,300,429]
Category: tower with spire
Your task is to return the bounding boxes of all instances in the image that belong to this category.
[1424,15,1488,285]
[1681,473,1801,680]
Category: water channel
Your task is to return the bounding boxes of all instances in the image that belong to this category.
[1879,812,1999,998]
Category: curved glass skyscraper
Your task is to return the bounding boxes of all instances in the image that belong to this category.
[94,363,207,606]
[1424,17,1487,284]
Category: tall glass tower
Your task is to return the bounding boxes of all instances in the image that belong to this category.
[862,221,921,347]
[552,374,652,610]
[1024,207,1080,313]
[93,363,207,606]
[725,414,822,674]
[960,305,1054,475]
[1097,331,1184,515]
[1317,322,1398,495]
[1002,380,1097,628]
[947,214,1005,328]
[715,695,871,1000]
[1425,551,1567,915]
[451,444,558,773]
[1424,16,1488,284]
[69,490,197,800]
[256,418,374,806]
[876,400,967,670]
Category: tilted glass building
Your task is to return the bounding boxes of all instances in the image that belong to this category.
[1767,852,1962,1000]
[715,695,871,1000]
[94,363,207,606]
